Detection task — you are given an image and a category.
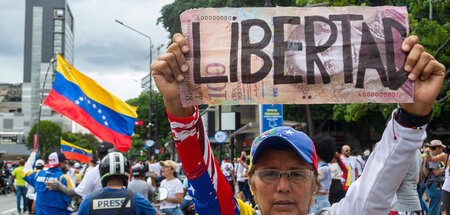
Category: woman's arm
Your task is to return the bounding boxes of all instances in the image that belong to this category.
[331,36,445,215]
[152,33,238,215]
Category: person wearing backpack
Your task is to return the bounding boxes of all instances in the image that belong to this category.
[77,152,159,215]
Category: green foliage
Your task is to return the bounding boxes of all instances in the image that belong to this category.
[409,0,450,25]
[61,132,99,156]
[158,0,298,41]
[410,17,450,67]
[333,103,396,122]
[126,91,170,143]
[125,91,171,161]
[124,134,146,161]
[27,121,62,159]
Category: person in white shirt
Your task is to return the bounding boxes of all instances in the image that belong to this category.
[159,160,183,215]
[148,162,163,177]
[351,151,364,177]
[341,145,359,184]
[65,161,76,186]
[236,151,248,201]
[220,156,235,192]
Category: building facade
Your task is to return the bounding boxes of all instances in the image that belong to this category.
[22,0,74,135]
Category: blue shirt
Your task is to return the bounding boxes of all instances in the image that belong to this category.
[78,187,157,215]
[23,167,73,215]
[317,161,332,193]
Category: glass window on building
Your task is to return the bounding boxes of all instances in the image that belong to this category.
[54,46,62,54]
[66,7,74,31]
[54,9,64,19]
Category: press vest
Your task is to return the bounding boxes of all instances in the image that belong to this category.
[88,188,136,215]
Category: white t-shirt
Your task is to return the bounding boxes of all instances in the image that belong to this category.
[341,155,358,184]
[236,163,247,182]
[148,163,163,176]
[74,165,102,198]
[351,156,364,177]
[160,178,183,209]
[221,162,234,181]
[66,167,76,186]
[330,162,343,180]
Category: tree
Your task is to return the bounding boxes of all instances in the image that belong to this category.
[126,91,171,143]
[27,121,62,159]
[126,91,172,161]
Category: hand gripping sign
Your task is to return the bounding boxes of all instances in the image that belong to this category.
[178,6,413,107]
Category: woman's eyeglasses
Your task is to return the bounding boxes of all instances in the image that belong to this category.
[254,169,314,184]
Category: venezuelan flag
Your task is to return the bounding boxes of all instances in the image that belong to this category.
[44,54,137,152]
[60,139,93,163]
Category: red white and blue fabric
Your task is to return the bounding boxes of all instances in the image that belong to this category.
[168,106,239,215]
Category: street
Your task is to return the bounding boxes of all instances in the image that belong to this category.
[0,193,20,215]
[0,193,77,215]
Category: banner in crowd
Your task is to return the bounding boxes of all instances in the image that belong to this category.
[179,6,413,106]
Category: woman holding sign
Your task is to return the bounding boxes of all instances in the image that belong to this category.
[151,31,444,214]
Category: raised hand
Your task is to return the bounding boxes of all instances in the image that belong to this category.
[150,33,194,118]
[400,35,446,116]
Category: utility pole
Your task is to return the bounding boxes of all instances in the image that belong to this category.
[115,20,154,160]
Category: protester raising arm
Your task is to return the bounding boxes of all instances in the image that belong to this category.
[151,33,242,215]
[151,33,445,215]
[331,35,445,214]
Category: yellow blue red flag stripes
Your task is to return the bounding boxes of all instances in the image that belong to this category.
[60,139,93,163]
[44,54,137,152]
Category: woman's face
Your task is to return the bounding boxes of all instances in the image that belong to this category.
[250,148,315,215]
[161,165,173,177]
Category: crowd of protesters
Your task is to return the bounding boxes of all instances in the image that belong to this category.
[0,23,446,215]
[3,141,198,215]
[6,137,449,215]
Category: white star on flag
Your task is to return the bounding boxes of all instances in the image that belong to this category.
[285,130,294,135]
[92,104,97,108]
[79,97,84,101]
[102,116,106,120]
[104,121,108,126]
[188,185,196,195]
[98,109,102,114]
[75,100,80,105]
[87,100,91,104]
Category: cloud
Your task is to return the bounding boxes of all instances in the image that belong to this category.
[0,0,173,100]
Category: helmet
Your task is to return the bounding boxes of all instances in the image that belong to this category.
[99,152,130,187]
[132,165,146,177]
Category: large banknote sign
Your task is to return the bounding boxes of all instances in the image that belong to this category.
[179,6,413,107]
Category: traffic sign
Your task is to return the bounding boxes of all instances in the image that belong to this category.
[214,131,227,143]
[146,140,155,147]
[260,104,283,133]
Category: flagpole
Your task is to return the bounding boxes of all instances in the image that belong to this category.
[36,54,56,157]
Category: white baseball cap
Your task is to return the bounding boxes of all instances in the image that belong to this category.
[35,159,45,167]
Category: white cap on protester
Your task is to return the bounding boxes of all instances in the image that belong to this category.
[35,159,45,167]
[430,139,445,148]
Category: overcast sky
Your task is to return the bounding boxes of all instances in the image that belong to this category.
[0,0,173,101]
